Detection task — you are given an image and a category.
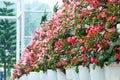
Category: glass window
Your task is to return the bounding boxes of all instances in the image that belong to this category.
[24,0,63,11]
[25,12,52,36]
[24,38,31,47]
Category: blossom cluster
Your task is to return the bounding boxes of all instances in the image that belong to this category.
[12,0,120,79]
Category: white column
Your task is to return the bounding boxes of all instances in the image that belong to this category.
[21,0,25,51]
[16,0,21,62]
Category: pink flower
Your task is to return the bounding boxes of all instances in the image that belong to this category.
[104,34,109,39]
[85,24,90,29]
[102,39,108,45]
[80,46,86,52]
[77,24,81,28]
[80,38,86,44]
[71,57,77,63]
[108,27,115,33]
[87,35,91,39]
[108,16,117,23]
[107,0,118,3]
[100,50,105,54]
[55,39,63,50]
[80,54,87,61]
[27,67,31,72]
[97,9,106,19]
[97,44,102,48]
[87,0,102,6]
[117,48,120,51]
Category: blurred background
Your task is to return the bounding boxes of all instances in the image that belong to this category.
[0,0,62,80]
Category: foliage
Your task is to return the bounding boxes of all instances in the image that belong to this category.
[40,11,48,25]
[53,2,58,12]
[0,1,16,79]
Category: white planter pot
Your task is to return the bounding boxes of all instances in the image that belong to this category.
[57,69,67,80]
[90,64,105,80]
[66,67,79,80]
[78,66,91,80]
[27,72,40,80]
[117,24,120,35]
[105,62,120,80]
[19,74,28,80]
[39,71,47,80]
[66,68,72,80]
[47,69,57,80]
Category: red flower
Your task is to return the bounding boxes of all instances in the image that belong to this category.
[80,38,86,44]
[117,48,120,51]
[97,44,102,48]
[80,54,87,61]
[108,16,117,23]
[55,39,63,49]
[80,46,86,52]
[104,34,109,39]
[115,54,120,60]
[102,39,108,45]
[91,57,98,64]
[71,57,77,63]
[57,61,62,67]
[87,35,91,39]
[97,10,106,19]
[108,27,115,33]
[66,36,77,44]
[87,0,102,6]
[65,51,71,54]
[88,26,100,35]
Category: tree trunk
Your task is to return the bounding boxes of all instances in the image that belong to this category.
[4,61,6,80]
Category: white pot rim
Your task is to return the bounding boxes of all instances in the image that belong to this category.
[105,62,120,67]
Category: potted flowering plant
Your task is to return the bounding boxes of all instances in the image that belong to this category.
[104,41,120,80]
[75,0,120,80]
[12,0,120,80]
[11,60,27,79]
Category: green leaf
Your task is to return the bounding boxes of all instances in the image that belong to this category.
[98,55,105,63]
[109,43,115,53]
[75,66,79,73]
[53,2,58,12]
[3,1,14,6]
[109,56,116,62]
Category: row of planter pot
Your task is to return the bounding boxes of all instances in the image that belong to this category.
[17,63,120,80]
